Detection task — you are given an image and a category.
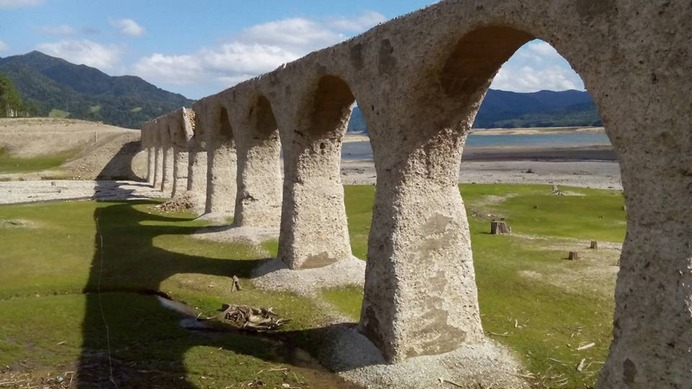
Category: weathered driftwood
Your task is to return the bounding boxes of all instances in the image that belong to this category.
[490,220,511,235]
[568,251,580,261]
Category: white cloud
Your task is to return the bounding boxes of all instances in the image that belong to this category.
[0,0,42,8]
[36,39,122,69]
[39,24,76,36]
[132,53,202,85]
[111,18,145,37]
[131,11,384,98]
[0,40,7,51]
[490,39,584,92]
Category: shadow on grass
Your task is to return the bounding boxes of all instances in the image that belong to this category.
[75,146,273,387]
[74,146,358,388]
[76,198,256,387]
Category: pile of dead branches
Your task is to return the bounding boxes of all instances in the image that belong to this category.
[216,304,289,332]
[155,193,195,212]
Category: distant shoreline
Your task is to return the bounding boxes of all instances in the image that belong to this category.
[344,126,606,142]
[343,127,616,162]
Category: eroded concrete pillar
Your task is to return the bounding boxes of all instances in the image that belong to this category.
[187,137,207,208]
[205,140,236,214]
[193,99,237,216]
[595,73,692,388]
[171,149,188,198]
[358,125,483,362]
[146,146,155,185]
[232,96,282,228]
[277,76,353,269]
[160,145,173,194]
[153,144,163,189]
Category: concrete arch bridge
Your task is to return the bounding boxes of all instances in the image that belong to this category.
[140,0,692,386]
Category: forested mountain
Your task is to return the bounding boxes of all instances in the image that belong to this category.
[473,89,601,128]
[1,51,599,131]
[347,89,601,132]
[0,51,193,129]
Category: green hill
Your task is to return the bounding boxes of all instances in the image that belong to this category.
[347,89,601,132]
[0,51,194,129]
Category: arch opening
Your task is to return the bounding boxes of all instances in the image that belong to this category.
[308,75,356,138]
[355,27,622,375]
[440,26,534,98]
[433,29,621,387]
[218,106,233,140]
[254,95,278,137]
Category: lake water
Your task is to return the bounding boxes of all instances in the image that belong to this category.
[342,131,611,160]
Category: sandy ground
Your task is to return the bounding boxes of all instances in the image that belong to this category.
[0,117,146,181]
[342,157,622,190]
[0,121,622,205]
[342,131,622,190]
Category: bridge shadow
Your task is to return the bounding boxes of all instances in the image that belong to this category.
[75,143,355,388]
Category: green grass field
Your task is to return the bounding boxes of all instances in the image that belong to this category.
[0,184,626,387]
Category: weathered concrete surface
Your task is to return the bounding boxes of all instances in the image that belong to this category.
[187,138,207,211]
[166,108,194,198]
[141,123,154,184]
[192,98,237,215]
[225,92,283,229]
[142,0,692,386]
[272,75,354,270]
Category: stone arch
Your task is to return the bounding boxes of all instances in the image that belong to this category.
[438,26,534,100]
[361,24,620,364]
[253,95,278,137]
[217,105,233,140]
[360,12,691,385]
[307,75,356,138]
[277,74,356,269]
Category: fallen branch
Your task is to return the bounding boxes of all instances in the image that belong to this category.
[576,358,586,372]
[577,342,595,351]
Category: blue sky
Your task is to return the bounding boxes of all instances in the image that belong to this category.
[0,0,584,99]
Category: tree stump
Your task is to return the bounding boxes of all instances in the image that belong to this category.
[590,240,598,249]
[231,275,242,292]
[490,220,511,235]
[568,251,580,260]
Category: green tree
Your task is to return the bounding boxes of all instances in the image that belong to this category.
[0,75,24,117]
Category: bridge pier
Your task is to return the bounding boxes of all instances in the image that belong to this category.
[194,100,237,216]
[186,136,207,209]
[360,121,483,362]
[171,148,188,198]
[595,86,692,388]
[277,76,354,270]
[160,144,173,194]
[231,96,282,228]
[141,124,154,185]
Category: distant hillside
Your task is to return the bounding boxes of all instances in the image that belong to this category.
[347,89,601,132]
[474,89,601,128]
[0,51,194,129]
